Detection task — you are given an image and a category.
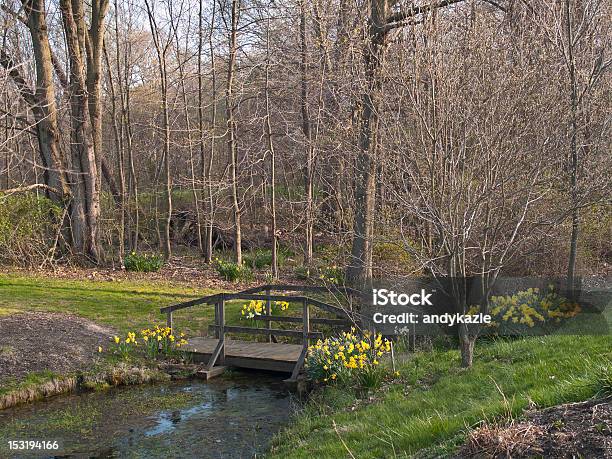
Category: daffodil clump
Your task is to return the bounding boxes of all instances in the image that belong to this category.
[214,257,253,282]
[467,286,582,331]
[305,329,392,387]
[109,325,189,360]
[318,265,343,285]
[123,251,164,272]
[240,299,290,319]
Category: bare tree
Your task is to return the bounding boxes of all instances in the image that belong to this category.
[144,0,174,259]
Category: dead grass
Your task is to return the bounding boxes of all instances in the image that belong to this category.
[459,397,612,458]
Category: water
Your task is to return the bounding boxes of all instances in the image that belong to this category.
[0,372,295,458]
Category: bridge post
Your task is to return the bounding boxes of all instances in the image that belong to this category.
[206,294,225,370]
[166,310,173,334]
[266,288,272,342]
[219,296,225,363]
[214,300,219,339]
[302,298,310,347]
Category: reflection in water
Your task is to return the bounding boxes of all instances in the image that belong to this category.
[0,372,295,459]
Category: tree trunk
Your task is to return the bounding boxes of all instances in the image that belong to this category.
[86,0,110,195]
[227,0,242,265]
[60,0,102,262]
[265,15,278,279]
[144,0,172,259]
[104,45,126,263]
[204,0,217,264]
[299,1,314,266]
[564,0,580,297]
[346,0,388,287]
[459,324,475,368]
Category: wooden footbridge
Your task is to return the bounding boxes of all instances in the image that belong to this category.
[160,284,363,382]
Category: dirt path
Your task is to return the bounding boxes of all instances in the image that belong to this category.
[0,312,115,383]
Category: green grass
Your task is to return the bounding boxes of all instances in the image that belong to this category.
[0,273,228,335]
[269,334,612,458]
[0,370,60,397]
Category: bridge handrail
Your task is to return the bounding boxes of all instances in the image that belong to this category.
[160,285,364,317]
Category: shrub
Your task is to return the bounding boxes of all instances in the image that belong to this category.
[373,241,417,273]
[124,252,164,272]
[243,247,292,270]
[243,249,274,269]
[318,265,344,285]
[0,193,62,266]
[214,258,253,282]
[305,329,392,389]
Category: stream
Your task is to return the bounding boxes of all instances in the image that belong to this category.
[0,371,295,458]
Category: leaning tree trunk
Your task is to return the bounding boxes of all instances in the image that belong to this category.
[1,0,70,204]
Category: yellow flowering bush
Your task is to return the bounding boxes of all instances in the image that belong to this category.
[467,286,582,332]
[305,329,392,388]
[109,324,189,360]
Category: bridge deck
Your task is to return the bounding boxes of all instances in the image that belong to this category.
[183,337,304,373]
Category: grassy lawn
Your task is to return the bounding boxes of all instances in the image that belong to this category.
[0,273,342,335]
[0,273,235,335]
[269,334,612,458]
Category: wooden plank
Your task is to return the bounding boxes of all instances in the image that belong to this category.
[160,293,223,313]
[166,310,173,333]
[252,315,350,326]
[223,357,294,373]
[307,297,354,319]
[288,346,308,382]
[205,339,225,370]
[264,284,362,296]
[265,288,272,343]
[303,298,310,346]
[223,293,307,302]
[210,325,322,339]
[238,285,269,294]
[183,337,303,363]
[196,366,227,380]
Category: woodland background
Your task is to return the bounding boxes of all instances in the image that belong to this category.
[0,0,610,286]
